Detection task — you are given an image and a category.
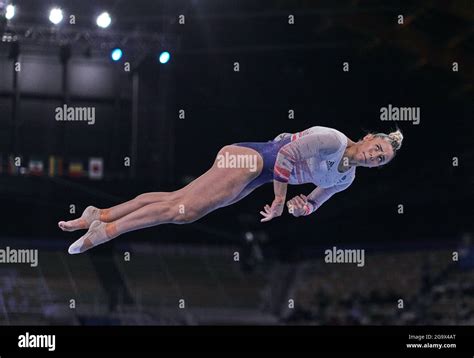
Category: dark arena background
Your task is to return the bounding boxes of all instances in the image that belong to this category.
[0,0,473,354]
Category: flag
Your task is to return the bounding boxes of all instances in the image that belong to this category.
[68,161,84,178]
[28,159,44,176]
[7,155,21,175]
[48,156,63,177]
[88,157,103,180]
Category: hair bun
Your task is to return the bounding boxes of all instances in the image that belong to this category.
[388,130,403,150]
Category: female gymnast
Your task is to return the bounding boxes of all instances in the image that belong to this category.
[59,126,403,254]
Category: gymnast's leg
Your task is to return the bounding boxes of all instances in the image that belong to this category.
[58,191,185,232]
[58,158,226,232]
[66,145,263,254]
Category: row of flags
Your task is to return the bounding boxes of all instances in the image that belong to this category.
[0,155,104,180]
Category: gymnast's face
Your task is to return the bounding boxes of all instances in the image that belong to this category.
[354,134,395,167]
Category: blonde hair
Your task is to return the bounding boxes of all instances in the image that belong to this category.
[374,128,404,153]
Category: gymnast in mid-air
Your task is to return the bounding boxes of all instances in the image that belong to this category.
[59,126,403,254]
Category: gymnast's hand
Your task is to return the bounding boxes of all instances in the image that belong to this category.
[260,196,285,222]
[286,194,309,217]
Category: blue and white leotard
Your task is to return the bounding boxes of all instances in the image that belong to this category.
[233,126,356,215]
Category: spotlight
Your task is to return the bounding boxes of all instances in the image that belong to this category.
[96,12,111,28]
[158,51,170,64]
[49,7,63,25]
[111,48,122,62]
[5,4,15,20]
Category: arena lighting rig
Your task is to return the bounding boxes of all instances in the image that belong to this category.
[0,2,177,63]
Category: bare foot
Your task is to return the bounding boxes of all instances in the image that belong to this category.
[58,206,100,232]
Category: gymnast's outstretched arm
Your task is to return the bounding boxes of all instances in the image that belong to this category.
[286,183,352,217]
